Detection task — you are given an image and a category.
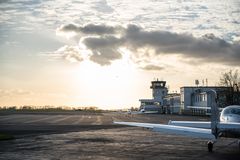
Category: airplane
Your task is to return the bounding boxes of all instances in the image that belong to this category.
[127,108,159,114]
[139,108,160,114]
[114,90,240,152]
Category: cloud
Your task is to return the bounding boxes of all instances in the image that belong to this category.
[84,36,123,65]
[0,0,8,4]
[57,23,123,35]
[46,45,84,63]
[57,23,240,67]
[92,0,114,13]
[140,65,164,71]
[124,25,240,65]
[0,89,33,98]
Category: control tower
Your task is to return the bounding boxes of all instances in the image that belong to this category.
[151,80,168,101]
[139,79,168,113]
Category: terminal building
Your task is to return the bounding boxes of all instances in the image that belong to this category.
[180,86,233,115]
[163,93,181,114]
[139,80,168,113]
[139,79,236,115]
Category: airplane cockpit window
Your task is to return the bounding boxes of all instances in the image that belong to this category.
[222,108,230,115]
[230,108,240,115]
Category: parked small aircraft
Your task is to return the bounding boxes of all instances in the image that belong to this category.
[114,90,240,152]
[127,108,159,114]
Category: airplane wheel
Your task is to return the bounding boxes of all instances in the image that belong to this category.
[207,141,213,152]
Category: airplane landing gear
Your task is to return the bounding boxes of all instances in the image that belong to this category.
[207,141,214,152]
[238,140,240,150]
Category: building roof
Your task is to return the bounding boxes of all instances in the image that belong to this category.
[164,93,180,98]
[139,99,161,102]
[180,86,232,89]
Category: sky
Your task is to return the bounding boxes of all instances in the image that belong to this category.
[0,0,240,109]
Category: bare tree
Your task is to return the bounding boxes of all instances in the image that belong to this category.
[219,69,240,105]
[219,69,240,89]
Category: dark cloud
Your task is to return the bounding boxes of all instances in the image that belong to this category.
[83,36,123,65]
[58,23,122,35]
[124,25,238,63]
[58,24,79,32]
[124,24,240,65]
[140,65,164,71]
[58,23,240,67]
[90,49,121,66]
[83,36,123,49]
[0,0,8,3]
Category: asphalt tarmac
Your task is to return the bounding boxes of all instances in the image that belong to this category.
[0,112,239,160]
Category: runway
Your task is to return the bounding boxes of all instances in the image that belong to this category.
[0,111,239,160]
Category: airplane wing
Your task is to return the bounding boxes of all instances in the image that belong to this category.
[218,122,240,129]
[167,121,240,130]
[168,121,211,129]
[114,121,216,140]
[216,122,240,138]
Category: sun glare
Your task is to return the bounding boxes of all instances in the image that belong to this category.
[69,51,138,109]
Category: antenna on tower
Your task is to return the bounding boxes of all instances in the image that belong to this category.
[206,79,208,86]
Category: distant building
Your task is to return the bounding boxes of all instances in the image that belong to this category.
[180,86,232,115]
[139,80,168,113]
[163,93,181,114]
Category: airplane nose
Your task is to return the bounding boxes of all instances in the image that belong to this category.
[220,116,226,122]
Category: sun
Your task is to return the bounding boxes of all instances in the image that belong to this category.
[69,52,139,109]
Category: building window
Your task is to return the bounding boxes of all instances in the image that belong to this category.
[196,95,199,102]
